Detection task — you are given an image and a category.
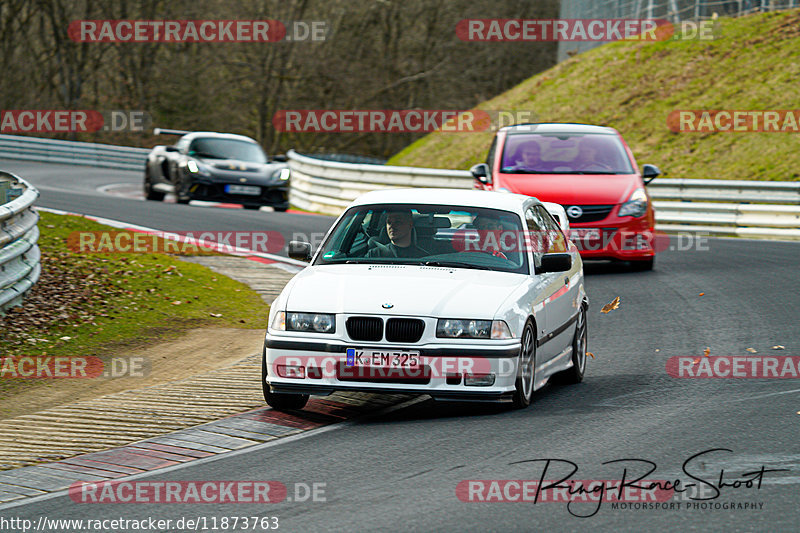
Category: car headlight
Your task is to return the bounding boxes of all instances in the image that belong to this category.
[270,168,290,182]
[618,187,648,217]
[186,160,212,176]
[436,319,512,339]
[278,312,336,333]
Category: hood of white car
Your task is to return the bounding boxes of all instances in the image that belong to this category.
[284,264,526,318]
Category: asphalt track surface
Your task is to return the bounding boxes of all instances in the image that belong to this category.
[1,158,799,532]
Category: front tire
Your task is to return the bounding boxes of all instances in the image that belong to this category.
[175,173,192,204]
[261,349,309,411]
[512,322,536,409]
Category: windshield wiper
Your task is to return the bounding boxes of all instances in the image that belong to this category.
[422,261,491,271]
[567,170,620,175]
[501,168,552,174]
[192,151,224,159]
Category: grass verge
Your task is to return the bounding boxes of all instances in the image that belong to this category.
[0,211,270,396]
[387,10,800,181]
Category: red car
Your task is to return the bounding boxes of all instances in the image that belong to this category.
[471,123,660,270]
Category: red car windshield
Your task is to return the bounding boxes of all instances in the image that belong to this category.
[500,133,634,174]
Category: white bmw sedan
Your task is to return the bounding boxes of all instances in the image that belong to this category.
[262,189,588,410]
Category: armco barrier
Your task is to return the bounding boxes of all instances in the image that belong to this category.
[287,151,800,240]
[287,149,473,216]
[0,171,41,315]
[0,134,148,170]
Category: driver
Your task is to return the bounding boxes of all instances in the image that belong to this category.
[508,141,543,171]
[366,209,429,258]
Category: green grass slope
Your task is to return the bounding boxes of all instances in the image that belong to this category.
[388,10,800,181]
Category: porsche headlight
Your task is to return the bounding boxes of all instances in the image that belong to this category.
[436,319,512,339]
[286,312,335,333]
[618,187,648,217]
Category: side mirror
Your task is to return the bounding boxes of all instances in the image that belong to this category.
[272,154,288,162]
[538,253,572,274]
[641,164,661,184]
[288,240,312,262]
[165,146,179,152]
[470,163,491,185]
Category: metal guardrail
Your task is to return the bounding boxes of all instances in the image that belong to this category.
[0,134,148,171]
[287,150,473,215]
[287,152,800,239]
[0,171,41,316]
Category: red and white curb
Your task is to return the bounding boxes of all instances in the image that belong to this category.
[0,396,421,508]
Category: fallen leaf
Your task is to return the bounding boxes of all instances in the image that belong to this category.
[698,292,705,296]
[691,358,701,366]
[210,313,222,318]
[587,352,595,359]
[772,345,785,350]
[601,296,620,314]
[655,349,660,352]
[171,301,182,305]
[59,336,71,341]
[746,348,757,353]
[703,347,710,357]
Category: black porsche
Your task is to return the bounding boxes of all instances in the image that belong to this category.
[143,129,290,211]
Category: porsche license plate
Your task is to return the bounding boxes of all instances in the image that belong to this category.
[225,184,261,195]
[345,348,420,368]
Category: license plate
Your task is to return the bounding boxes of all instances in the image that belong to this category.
[345,348,420,368]
[225,184,261,195]
[570,228,601,241]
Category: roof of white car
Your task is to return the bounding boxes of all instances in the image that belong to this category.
[351,188,537,211]
[501,123,617,135]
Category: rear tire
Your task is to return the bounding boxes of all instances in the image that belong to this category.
[511,322,536,409]
[243,205,261,210]
[143,169,165,201]
[274,206,288,212]
[553,305,587,384]
[261,348,309,411]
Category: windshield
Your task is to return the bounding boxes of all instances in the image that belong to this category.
[500,132,634,174]
[314,203,530,275]
[188,138,267,163]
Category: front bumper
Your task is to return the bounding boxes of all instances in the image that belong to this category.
[187,178,289,208]
[569,214,655,261]
[264,335,522,401]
